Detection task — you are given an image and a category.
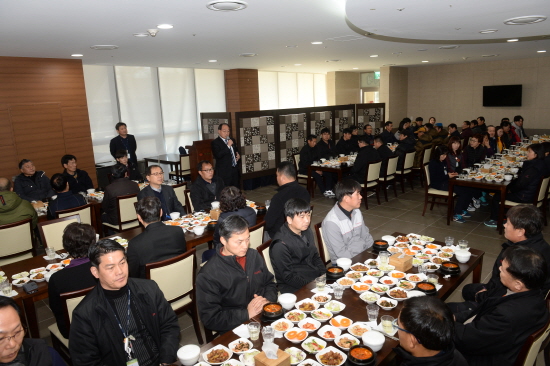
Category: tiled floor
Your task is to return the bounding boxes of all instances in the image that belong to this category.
[35,179,548,364]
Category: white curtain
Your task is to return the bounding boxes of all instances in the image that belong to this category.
[259,71,327,110]
[194,69,226,123]
[258,71,279,110]
[314,73,327,107]
[297,73,314,107]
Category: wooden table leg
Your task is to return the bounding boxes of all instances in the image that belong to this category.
[22,297,40,338]
[472,255,484,283]
[498,186,507,234]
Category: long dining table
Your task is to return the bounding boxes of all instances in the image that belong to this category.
[307,164,351,198]
[199,232,484,366]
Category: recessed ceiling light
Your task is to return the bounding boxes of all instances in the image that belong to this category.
[71,54,83,57]
[479,29,498,34]
[286,45,297,48]
[157,24,173,29]
[422,60,429,63]
[507,39,519,42]
[311,41,323,45]
[207,0,247,11]
[239,53,257,57]
[538,50,547,53]
[133,33,149,37]
[439,45,459,49]
[208,60,217,62]
[370,55,378,58]
[504,15,547,25]
[90,45,119,50]
[392,52,402,55]
[352,68,359,70]
[418,49,427,51]
[482,54,499,57]
[294,64,302,66]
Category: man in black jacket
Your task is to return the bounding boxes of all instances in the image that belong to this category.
[110,122,138,165]
[127,197,187,278]
[196,215,277,333]
[115,149,142,181]
[373,135,394,175]
[138,165,186,220]
[316,128,336,160]
[70,239,180,366]
[448,123,461,139]
[13,159,54,203]
[395,130,416,170]
[211,123,240,187]
[348,135,381,184]
[265,161,311,238]
[381,121,397,144]
[299,135,333,197]
[102,163,140,225]
[61,154,94,194]
[335,128,358,155]
[363,124,375,145]
[190,160,225,212]
[47,173,87,219]
[270,199,325,294]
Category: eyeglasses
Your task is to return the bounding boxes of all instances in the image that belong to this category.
[392,319,411,334]
[201,169,214,173]
[149,172,164,176]
[0,327,26,345]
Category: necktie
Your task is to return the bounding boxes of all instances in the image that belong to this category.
[227,139,237,167]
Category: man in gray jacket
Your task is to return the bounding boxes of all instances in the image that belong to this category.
[322,179,373,264]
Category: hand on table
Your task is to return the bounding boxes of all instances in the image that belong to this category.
[448,172,459,178]
[247,294,269,318]
[316,170,323,175]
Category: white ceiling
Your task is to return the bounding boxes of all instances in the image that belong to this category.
[0,0,548,73]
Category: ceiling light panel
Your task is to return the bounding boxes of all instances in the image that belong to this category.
[157,24,173,29]
[504,16,547,25]
[207,0,247,11]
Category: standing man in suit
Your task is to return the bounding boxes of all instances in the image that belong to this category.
[212,123,240,187]
[138,165,186,220]
[109,122,138,165]
[127,197,187,278]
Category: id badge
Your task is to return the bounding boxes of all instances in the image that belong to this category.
[126,359,139,366]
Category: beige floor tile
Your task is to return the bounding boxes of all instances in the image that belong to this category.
[462,233,505,256]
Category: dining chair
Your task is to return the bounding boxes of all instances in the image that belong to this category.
[184,189,195,213]
[378,156,399,201]
[314,222,331,265]
[172,182,188,214]
[169,155,191,183]
[293,153,317,194]
[145,248,204,345]
[360,160,382,210]
[413,146,433,188]
[249,220,266,250]
[395,151,416,193]
[256,240,275,282]
[102,193,139,234]
[0,218,35,266]
[56,203,93,226]
[49,285,95,365]
[513,298,550,366]
[505,176,550,226]
[422,163,455,216]
[38,215,80,250]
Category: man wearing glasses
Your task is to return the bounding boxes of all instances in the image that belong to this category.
[0,297,65,364]
[212,123,240,187]
[190,160,225,212]
[137,165,185,220]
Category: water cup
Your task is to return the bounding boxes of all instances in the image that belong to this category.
[46,247,56,260]
[458,240,469,250]
[444,236,454,247]
[248,321,261,341]
[87,188,95,194]
[169,212,180,220]
[1,283,12,297]
[427,274,439,285]
[381,315,394,334]
[333,284,344,300]
[265,200,271,208]
[367,304,379,322]
[315,275,326,292]
[378,251,390,267]
[418,263,427,275]
[262,326,275,343]
[211,201,220,209]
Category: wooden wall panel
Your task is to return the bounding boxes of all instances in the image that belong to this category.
[224,69,260,134]
[0,110,14,148]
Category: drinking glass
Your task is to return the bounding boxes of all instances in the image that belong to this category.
[378,251,390,267]
[262,326,275,343]
[333,284,344,300]
[418,263,427,276]
[427,274,439,285]
[381,315,394,334]
[1,282,12,297]
[444,236,454,247]
[247,322,261,341]
[367,304,379,322]
[315,275,326,292]
[265,200,271,208]
[46,247,56,260]
[458,240,469,250]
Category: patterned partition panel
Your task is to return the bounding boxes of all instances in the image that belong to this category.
[310,111,333,137]
[239,116,276,174]
[202,118,229,140]
[357,107,384,135]
[334,108,355,141]
[279,114,307,162]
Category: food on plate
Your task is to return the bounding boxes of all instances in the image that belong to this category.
[424,250,437,255]
[231,341,250,352]
[350,264,368,271]
[285,348,305,364]
[15,279,26,285]
[302,322,318,330]
[367,269,382,277]
[287,311,306,322]
[207,349,230,363]
[396,235,408,242]
[330,318,351,327]
[303,338,325,353]
[350,347,373,360]
[366,260,378,267]
[337,278,354,286]
[425,264,438,270]
[49,264,61,270]
[264,303,282,313]
[349,324,369,336]
[416,254,430,260]
[61,259,71,265]
[324,301,342,312]
[319,351,344,366]
[420,235,434,242]
[389,289,407,298]
[33,273,45,280]
[426,244,438,249]
[398,281,414,290]
[337,337,358,349]
[327,267,343,273]
[395,243,408,248]
[314,295,330,303]
[410,245,422,251]
[403,249,416,256]
[439,252,453,258]
[274,321,291,332]
[412,258,424,266]
[382,279,394,285]
[346,272,362,279]
[418,283,436,291]
[379,299,395,308]
[361,293,378,302]
[391,272,405,279]
[322,330,336,339]
[408,274,422,282]
[443,262,459,268]
[432,257,444,264]
[352,284,369,291]
[299,302,316,311]
[287,330,307,341]
[184,214,194,219]
[441,247,454,253]
[388,247,401,253]
[370,285,389,293]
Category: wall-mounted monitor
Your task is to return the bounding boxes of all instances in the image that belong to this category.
[483,84,522,107]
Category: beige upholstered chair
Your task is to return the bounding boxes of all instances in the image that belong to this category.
[422,163,455,216]
[38,215,80,249]
[249,221,265,249]
[0,218,34,266]
[102,193,139,233]
[145,249,204,344]
[56,203,93,225]
[169,155,191,183]
[172,183,188,214]
[395,151,416,193]
[257,240,275,281]
[379,155,399,201]
[513,299,550,366]
[184,189,195,213]
[314,222,331,265]
[360,160,382,209]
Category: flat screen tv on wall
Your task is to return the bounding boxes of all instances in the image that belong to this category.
[483,85,522,107]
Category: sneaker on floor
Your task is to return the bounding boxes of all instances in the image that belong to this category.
[461,210,472,218]
[472,198,481,209]
[479,195,487,204]
[324,190,335,198]
[453,215,466,223]
[467,204,476,212]
[484,220,498,228]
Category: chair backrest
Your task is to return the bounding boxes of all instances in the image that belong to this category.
[422,147,432,165]
[513,299,550,366]
[249,221,265,250]
[146,249,196,306]
[365,160,382,183]
[180,155,191,172]
[293,154,301,172]
[403,151,416,170]
[314,222,331,265]
[117,194,138,224]
[56,203,93,225]
[535,176,550,205]
[184,189,194,213]
[385,156,399,177]
[256,240,275,281]
[172,183,187,213]
[61,285,95,334]
[38,215,80,249]
[0,218,34,265]
[423,163,431,188]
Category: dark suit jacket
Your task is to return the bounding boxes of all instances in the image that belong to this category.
[212,136,240,187]
[298,145,319,175]
[316,139,336,160]
[190,176,225,212]
[127,221,187,278]
[349,145,381,183]
[375,144,394,175]
[138,185,186,217]
[102,178,140,224]
[335,137,358,155]
[265,181,310,238]
[63,169,94,194]
[110,134,138,165]
[47,191,87,219]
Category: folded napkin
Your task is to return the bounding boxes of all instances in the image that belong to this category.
[311,285,334,294]
[0,290,18,298]
[43,254,62,260]
[233,324,250,339]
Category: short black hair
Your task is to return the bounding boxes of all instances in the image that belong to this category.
[219,215,249,242]
[527,143,545,160]
[448,123,457,129]
[50,173,68,193]
[197,160,212,172]
[501,117,510,123]
[220,186,246,212]
[373,135,383,144]
[218,123,229,130]
[277,161,296,180]
[349,125,358,132]
[335,179,361,203]
[402,117,412,123]
[384,121,393,127]
[432,145,449,161]
[18,159,32,169]
[506,205,543,238]
[342,128,352,135]
[400,129,411,137]
[424,123,433,130]
[0,297,21,318]
[111,163,128,179]
[364,124,372,130]
[399,296,454,351]
[88,239,125,268]
[357,135,369,144]
[115,122,126,130]
[514,115,523,122]
[136,197,162,224]
[477,116,485,122]
[471,134,483,143]
[501,120,511,128]
[463,120,471,127]
[63,222,96,259]
[307,134,317,142]
[61,154,77,167]
[146,164,162,176]
[471,120,478,126]
[115,149,129,159]
[284,198,311,218]
[415,117,423,122]
[320,127,330,135]
[502,245,547,290]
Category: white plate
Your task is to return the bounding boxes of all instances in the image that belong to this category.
[366,269,383,278]
[46,263,63,271]
[424,263,440,272]
[407,290,427,298]
[12,271,29,280]
[30,273,46,282]
[219,360,242,366]
[334,334,360,351]
[377,297,398,311]
[422,248,439,256]
[311,309,333,322]
[359,291,380,304]
[272,318,294,333]
[364,259,379,268]
[349,263,370,272]
[228,338,253,354]
[396,280,415,291]
[351,282,370,293]
[347,322,371,338]
[359,275,379,285]
[406,273,425,283]
[297,360,322,366]
[295,299,320,313]
[298,318,321,333]
[284,327,308,344]
[315,346,347,366]
[311,294,332,305]
[388,270,407,280]
[301,336,327,354]
[323,300,345,314]
[285,347,306,365]
[335,277,355,288]
[386,288,409,301]
[202,345,233,365]
[317,325,341,342]
[329,315,353,330]
[379,276,398,288]
[370,284,389,294]
[12,277,30,287]
[408,243,425,252]
[345,271,363,280]
[238,350,260,366]
[285,310,307,323]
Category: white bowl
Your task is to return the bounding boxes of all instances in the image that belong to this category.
[298,318,321,333]
[348,322,371,338]
[12,277,30,287]
[311,294,332,304]
[193,226,206,235]
[317,325,341,342]
[422,248,439,256]
[279,293,297,310]
[386,288,409,301]
[378,264,396,273]
[324,300,345,314]
[407,290,427,298]
[336,258,352,271]
[285,347,306,366]
[239,350,260,366]
[362,331,385,352]
[359,292,380,304]
[360,275,379,285]
[405,273,425,283]
[87,188,95,194]
[295,299,320,313]
[455,250,472,263]
[329,315,353,330]
[301,336,327,354]
[30,273,46,282]
[379,276,398,288]
[351,282,370,293]
[284,327,308,344]
[315,346,347,366]
[285,310,307,323]
[311,309,333,323]
[366,269,383,278]
[364,259,379,268]
[388,247,402,254]
[350,263,370,272]
[228,338,254,354]
[424,263,440,272]
[504,174,513,181]
[178,345,201,365]
[430,256,449,265]
[370,284,390,294]
[202,345,233,365]
[170,212,181,220]
[334,334,360,351]
[298,360,322,366]
[381,235,396,245]
[377,297,398,311]
[335,277,355,288]
[272,318,293,335]
[345,271,363,280]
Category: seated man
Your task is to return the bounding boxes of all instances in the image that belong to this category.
[432,123,448,145]
[316,128,336,160]
[349,125,359,145]
[0,297,65,365]
[394,297,468,366]
[363,124,375,145]
[190,160,224,212]
[298,134,334,197]
[0,177,37,228]
[373,135,394,175]
[265,161,311,238]
[61,154,94,194]
[460,120,473,140]
[115,149,142,181]
[48,222,97,339]
[454,245,549,366]
[322,179,373,264]
[270,198,325,294]
[102,163,140,226]
[47,173,87,219]
[348,135,381,183]
[448,123,460,139]
[380,121,397,144]
[196,215,277,333]
[395,129,416,169]
[70,239,180,366]
[335,128,358,155]
[127,197,187,278]
[13,159,54,203]
[412,127,431,168]
[137,165,185,220]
